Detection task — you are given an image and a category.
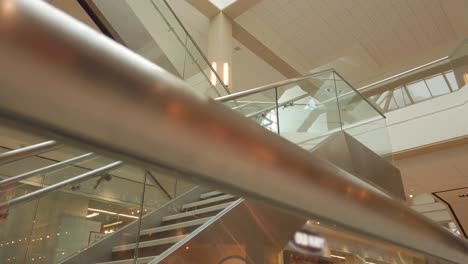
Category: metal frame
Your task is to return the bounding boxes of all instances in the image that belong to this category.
[216,68,334,102]
[0,1,467,262]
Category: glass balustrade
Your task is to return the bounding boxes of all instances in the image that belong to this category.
[222,70,392,159]
[0,126,196,264]
[91,0,228,98]
[0,121,459,264]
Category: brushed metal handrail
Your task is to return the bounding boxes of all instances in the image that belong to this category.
[0,1,466,262]
[0,140,62,165]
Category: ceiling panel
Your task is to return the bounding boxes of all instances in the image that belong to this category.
[235,0,468,86]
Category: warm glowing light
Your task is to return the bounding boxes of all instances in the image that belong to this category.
[119,213,138,219]
[223,62,229,86]
[88,208,138,219]
[409,194,413,198]
[2,0,16,17]
[210,62,217,86]
[86,212,99,218]
[330,255,346,260]
[103,221,123,228]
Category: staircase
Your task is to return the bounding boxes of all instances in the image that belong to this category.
[95,191,238,264]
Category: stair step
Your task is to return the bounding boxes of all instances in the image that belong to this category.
[96,256,157,264]
[162,202,231,222]
[200,190,224,199]
[112,235,185,252]
[140,217,211,236]
[182,194,235,210]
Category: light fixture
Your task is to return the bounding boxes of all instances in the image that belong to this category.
[103,221,123,228]
[86,212,99,218]
[210,62,217,86]
[118,213,138,219]
[409,194,413,198]
[330,254,346,260]
[223,62,229,86]
[88,208,138,219]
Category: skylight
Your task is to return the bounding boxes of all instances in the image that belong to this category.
[209,0,237,10]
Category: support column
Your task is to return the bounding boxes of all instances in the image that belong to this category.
[208,12,233,90]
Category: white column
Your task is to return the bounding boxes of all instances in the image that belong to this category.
[208,12,233,90]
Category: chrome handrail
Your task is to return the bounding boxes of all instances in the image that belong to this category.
[216,69,386,118]
[215,68,334,102]
[0,161,123,209]
[0,1,467,262]
[0,152,95,187]
[357,57,449,92]
[0,140,62,165]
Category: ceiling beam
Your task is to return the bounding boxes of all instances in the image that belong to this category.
[185,0,219,18]
[223,0,262,19]
[232,22,301,78]
[183,0,301,79]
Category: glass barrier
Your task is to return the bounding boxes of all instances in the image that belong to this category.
[0,86,460,264]
[151,197,456,264]
[409,194,462,237]
[91,0,228,98]
[333,73,393,158]
[224,70,391,158]
[0,126,196,264]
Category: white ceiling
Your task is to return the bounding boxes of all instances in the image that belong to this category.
[235,0,468,86]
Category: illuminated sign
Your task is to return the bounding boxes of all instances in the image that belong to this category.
[292,230,325,252]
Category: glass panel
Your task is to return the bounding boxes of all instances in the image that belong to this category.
[229,88,278,132]
[0,123,201,264]
[425,74,451,97]
[445,71,459,91]
[345,117,393,159]
[334,74,381,124]
[276,71,341,148]
[333,73,391,158]
[223,71,391,157]
[375,90,389,107]
[151,197,448,264]
[393,87,411,108]
[21,165,145,263]
[409,193,462,237]
[92,0,226,97]
[388,96,398,111]
[406,80,432,102]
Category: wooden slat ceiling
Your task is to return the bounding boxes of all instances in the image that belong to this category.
[234,0,468,86]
